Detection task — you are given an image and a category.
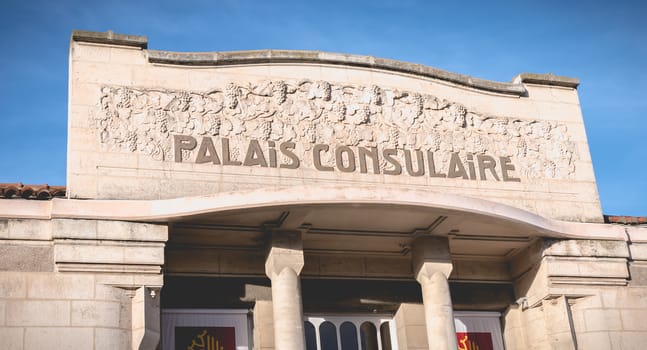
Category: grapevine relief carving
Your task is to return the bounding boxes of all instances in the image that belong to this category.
[96,80,578,180]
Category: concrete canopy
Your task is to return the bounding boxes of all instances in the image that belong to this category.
[2,184,624,243]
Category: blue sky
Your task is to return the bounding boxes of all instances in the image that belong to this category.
[0,0,645,216]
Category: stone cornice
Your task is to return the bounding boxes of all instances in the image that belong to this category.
[70,30,580,96]
[72,30,147,49]
[146,49,530,95]
[512,73,580,88]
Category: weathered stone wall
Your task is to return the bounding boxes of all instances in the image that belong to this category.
[67,32,602,222]
[394,303,429,350]
[253,300,275,350]
[0,217,166,350]
[0,272,132,349]
[502,234,647,349]
[503,289,647,350]
[569,289,647,349]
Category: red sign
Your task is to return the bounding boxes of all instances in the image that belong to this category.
[175,327,236,350]
[456,332,494,350]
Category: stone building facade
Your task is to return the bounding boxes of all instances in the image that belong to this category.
[1,30,646,349]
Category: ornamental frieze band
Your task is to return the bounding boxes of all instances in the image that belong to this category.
[95,80,578,180]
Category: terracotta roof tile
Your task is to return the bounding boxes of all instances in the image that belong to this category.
[0,183,66,200]
[604,215,647,225]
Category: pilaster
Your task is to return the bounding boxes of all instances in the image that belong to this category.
[131,286,161,350]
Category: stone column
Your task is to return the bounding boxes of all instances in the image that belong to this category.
[265,230,305,350]
[412,236,457,350]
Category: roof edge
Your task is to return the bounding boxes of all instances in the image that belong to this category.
[70,30,581,95]
[146,49,529,96]
[512,73,580,88]
[604,215,647,225]
[71,30,147,49]
[0,183,66,200]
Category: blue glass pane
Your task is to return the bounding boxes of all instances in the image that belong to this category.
[320,321,339,350]
[380,322,392,350]
[340,322,358,350]
[360,322,378,350]
[305,321,317,350]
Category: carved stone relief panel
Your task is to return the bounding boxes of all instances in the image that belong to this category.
[95,80,578,180]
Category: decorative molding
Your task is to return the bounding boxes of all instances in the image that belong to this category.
[56,263,162,274]
[549,277,628,286]
[96,80,579,180]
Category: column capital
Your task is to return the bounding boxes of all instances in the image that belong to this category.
[411,236,453,282]
[265,230,304,279]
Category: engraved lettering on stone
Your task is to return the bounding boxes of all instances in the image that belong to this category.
[96,81,579,180]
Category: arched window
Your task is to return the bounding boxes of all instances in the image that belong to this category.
[305,321,317,350]
[380,321,393,350]
[303,315,397,350]
[320,321,339,350]
[340,322,359,350]
[360,322,378,350]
